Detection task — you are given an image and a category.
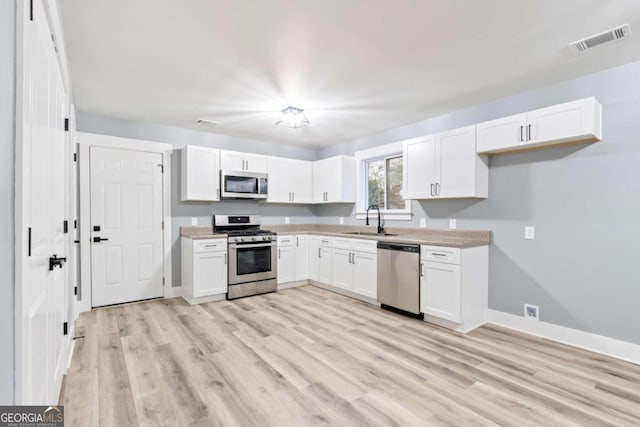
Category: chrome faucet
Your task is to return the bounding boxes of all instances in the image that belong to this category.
[365,204,384,234]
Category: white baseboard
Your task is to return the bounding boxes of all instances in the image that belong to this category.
[309,280,380,306]
[487,309,640,365]
[164,285,183,298]
[278,280,310,290]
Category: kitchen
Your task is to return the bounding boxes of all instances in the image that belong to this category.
[4,0,640,425]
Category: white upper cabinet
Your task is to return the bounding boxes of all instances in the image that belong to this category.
[476,97,602,154]
[313,155,356,203]
[267,157,313,203]
[403,125,488,200]
[220,149,268,172]
[181,145,220,201]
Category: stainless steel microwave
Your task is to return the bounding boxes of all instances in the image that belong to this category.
[220,170,268,199]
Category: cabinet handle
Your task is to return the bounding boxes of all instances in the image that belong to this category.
[352,253,355,265]
[420,262,424,277]
[224,253,227,265]
[528,124,533,141]
[296,237,299,247]
[435,183,440,196]
[432,253,447,257]
[318,248,321,258]
[520,125,524,142]
[292,192,295,202]
[430,183,434,196]
[246,160,249,170]
[278,249,281,259]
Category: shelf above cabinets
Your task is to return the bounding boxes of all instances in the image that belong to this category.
[476,97,602,154]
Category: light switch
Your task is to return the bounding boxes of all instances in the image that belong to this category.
[449,219,457,229]
[525,226,535,240]
[285,217,290,224]
[191,217,198,226]
[419,218,426,228]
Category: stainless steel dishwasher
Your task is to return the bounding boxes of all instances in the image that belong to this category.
[377,242,423,319]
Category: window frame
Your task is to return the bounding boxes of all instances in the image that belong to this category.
[354,142,412,221]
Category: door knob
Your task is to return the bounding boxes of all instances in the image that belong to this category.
[49,255,67,271]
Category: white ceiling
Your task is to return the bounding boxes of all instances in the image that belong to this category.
[61,0,640,148]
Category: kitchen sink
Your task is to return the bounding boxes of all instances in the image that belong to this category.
[345,231,398,237]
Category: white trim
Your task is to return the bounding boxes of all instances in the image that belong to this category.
[487,309,640,365]
[278,280,309,290]
[354,142,412,220]
[164,285,183,298]
[309,280,380,306]
[78,132,173,312]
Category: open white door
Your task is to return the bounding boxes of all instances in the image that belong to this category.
[90,147,164,307]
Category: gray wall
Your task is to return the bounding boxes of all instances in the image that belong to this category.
[316,60,640,345]
[1,0,15,405]
[75,113,319,286]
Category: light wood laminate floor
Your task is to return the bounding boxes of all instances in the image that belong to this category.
[60,285,640,426]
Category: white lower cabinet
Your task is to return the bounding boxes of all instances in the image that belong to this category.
[420,245,488,332]
[182,237,228,304]
[331,248,353,290]
[330,238,377,298]
[352,251,377,299]
[277,235,309,284]
[309,236,333,283]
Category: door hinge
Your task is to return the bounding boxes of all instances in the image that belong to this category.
[64,118,69,131]
[74,286,78,296]
[29,0,33,21]
[63,220,68,234]
[73,152,77,162]
[63,322,68,336]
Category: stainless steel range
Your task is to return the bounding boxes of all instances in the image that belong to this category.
[213,215,277,299]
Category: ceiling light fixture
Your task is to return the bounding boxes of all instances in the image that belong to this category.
[275,106,309,128]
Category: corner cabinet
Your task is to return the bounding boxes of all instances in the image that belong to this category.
[420,245,488,332]
[181,145,220,201]
[403,125,488,199]
[476,97,602,154]
[313,156,356,203]
[267,157,313,203]
[181,237,228,304]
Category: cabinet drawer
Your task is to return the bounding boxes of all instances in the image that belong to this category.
[331,237,352,249]
[421,245,460,264]
[277,235,295,247]
[194,239,227,253]
[350,238,377,254]
[316,236,333,247]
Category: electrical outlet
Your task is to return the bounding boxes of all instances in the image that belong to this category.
[285,217,290,224]
[449,218,457,229]
[340,217,344,225]
[419,218,426,228]
[525,226,535,240]
[524,304,539,320]
[191,217,198,226]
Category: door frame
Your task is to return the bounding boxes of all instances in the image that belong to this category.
[77,132,173,313]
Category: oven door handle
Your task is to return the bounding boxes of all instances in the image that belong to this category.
[229,242,276,249]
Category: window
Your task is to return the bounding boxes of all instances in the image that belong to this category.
[366,155,404,210]
[355,141,412,220]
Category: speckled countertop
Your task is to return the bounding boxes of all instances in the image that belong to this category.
[181,224,491,248]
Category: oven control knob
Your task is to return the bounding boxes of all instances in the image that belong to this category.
[251,237,257,241]
[239,237,245,242]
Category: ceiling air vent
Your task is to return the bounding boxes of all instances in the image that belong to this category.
[196,118,221,127]
[570,24,631,52]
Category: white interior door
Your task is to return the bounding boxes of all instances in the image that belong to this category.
[90,147,164,307]
[21,1,68,404]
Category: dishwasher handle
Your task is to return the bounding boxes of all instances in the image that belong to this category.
[376,242,420,253]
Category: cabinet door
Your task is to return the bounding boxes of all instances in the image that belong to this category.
[437,125,478,198]
[402,136,438,199]
[220,150,245,171]
[421,261,461,323]
[290,160,313,203]
[267,157,291,203]
[318,247,332,284]
[244,153,268,173]
[526,98,598,146]
[308,237,320,281]
[476,113,527,154]
[181,146,220,201]
[331,248,352,290]
[294,235,309,281]
[313,158,331,202]
[352,250,377,299]
[277,245,295,284]
[193,251,227,298]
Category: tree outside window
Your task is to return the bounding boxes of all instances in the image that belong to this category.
[366,155,404,210]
